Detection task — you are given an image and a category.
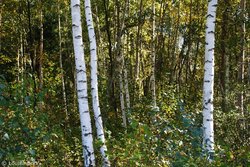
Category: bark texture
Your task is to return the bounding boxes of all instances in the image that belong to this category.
[84,0,110,166]
[202,0,218,160]
[70,0,95,166]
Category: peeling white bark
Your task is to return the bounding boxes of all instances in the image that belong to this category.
[84,0,110,166]
[70,0,95,166]
[202,0,217,160]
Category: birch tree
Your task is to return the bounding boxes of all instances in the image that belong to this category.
[84,0,110,166]
[70,0,95,166]
[202,0,218,160]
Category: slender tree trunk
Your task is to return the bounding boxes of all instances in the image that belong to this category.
[103,0,117,115]
[65,13,77,113]
[202,0,217,160]
[238,0,245,115]
[84,0,110,166]
[170,2,180,84]
[239,0,246,142]
[135,0,143,81]
[27,0,34,71]
[17,45,20,83]
[119,66,126,128]
[122,21,131,120]
[117,40,126,128]
[70,0,95,166]
[93,5,102,48]
[38,0,44,90]
[124,65,130,110]
[124,15,131,118]
[155,1,166,84]
[114,0,129,128]
[184,0,193,86]
[123,12,131,111]
[27,0,37,108]
[151,0,157,108]
[58,3,68,119]
[220,1,229,113]
[93,5,104,74]
[21,34,25,104]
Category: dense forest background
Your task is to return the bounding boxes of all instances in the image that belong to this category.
[0,0,249,166]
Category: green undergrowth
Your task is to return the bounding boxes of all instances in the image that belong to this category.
[0,77,249,166]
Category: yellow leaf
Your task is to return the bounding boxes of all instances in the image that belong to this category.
[229,152,234,159]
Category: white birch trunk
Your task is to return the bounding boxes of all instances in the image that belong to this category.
[70,0,95,166]
[202,0,217,160]
[84,0,110,166]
